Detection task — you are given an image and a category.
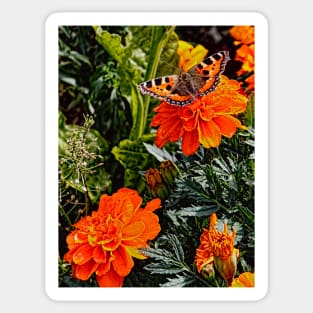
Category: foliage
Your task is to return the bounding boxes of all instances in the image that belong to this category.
[58,25,255,288]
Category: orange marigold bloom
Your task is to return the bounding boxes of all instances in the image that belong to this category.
[235,44,255,76]
[229,26,255,45]
[151,75,248,156]
[231,272,255,287]
[63,188,161,287]
[230,26,255,92]
[195,213,239,286]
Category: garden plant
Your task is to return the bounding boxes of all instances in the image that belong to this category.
[58,25,255,288]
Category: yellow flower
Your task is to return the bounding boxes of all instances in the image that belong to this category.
[177,40,208,72]
[231,272,255,287]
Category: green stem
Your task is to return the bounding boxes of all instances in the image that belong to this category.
[59,204,72,228]
[141,26,176,134]
[184,265,218,287]
[80,171,91,215]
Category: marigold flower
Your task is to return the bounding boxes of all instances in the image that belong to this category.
[229,26,255,45]
[235,44,255,76]
[63,187,161,287]
[231,272,255,287]
[151,75,248,156]
[230,26,255,92]
[195,213,239,286]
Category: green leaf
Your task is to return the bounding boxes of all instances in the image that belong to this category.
[160,275,197,287]
[111,135,155,170]
[93,27,126,64]
[167,233,185,262]
[171,205,218,217]
[143,143,174,163]
[93,26,145,139]
[111,134,158,191]
[144,263,185,275]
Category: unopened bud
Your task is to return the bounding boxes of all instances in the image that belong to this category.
[159,160,179,187]
[214,248,239,286]
[145,168,169,200]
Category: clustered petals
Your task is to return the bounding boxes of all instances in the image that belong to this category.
[229,26,255,92]
[151,75,248,156]
[229,26,255,46]
[195,213,239,286]
[64,188,161,287]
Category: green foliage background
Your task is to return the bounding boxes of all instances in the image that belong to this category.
[58,25,255,287]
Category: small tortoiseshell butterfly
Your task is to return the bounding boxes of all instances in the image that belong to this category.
[139,51,230,106]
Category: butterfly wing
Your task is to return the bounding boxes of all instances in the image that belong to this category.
[191,51,230,95]
[139,75,194,106]
[139,75,178,100]
[138,51,230,106]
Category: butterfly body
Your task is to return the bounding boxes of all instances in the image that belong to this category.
[139,51,230,106]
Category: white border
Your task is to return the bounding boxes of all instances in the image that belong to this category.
[45,12,268,301]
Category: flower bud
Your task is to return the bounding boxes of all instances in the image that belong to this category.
[214,248,239,286]
[145,168,169,200]
[159,160,179,187]
[200,259,215,280]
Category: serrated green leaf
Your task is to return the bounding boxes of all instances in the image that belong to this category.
[160,275,196,287]
[168,234,185,262]
[144,263,185,275]
[172,205,218,217]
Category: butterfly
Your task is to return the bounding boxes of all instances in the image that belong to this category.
[138,50,230,106]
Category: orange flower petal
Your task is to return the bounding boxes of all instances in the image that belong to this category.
[96,257,112,276]
[144,198,161,212]
[66,231,88,249]
[229,26,254,45]
[93,245,107,264]
[73,259,98,280]
[157,117,183,143]
[112,246,134,277]
[102,238,121,251]
[122,237,147,248]
[72,244,94,265]
[231,272,255,287]
[181,128,200,156]
[139,213,161,241]
[119,188,142,211]
[199,106,214,121]
[198,119,221,148]
[213,115,240,138]
[122,221,145,239]
[63,246,78,263]
[96,268,124,287]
